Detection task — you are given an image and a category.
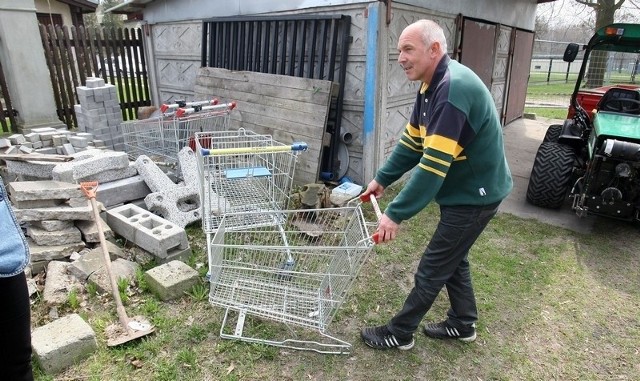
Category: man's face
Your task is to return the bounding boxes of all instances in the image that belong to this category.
[397,25,436,83]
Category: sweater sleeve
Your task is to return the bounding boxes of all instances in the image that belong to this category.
[374,123,423,187]
[384,102,472,223]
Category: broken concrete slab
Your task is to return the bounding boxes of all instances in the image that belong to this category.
[94,174,151,208]
[27,224,83,246]
[28,240,86,274]
[51,149,129,183]
[13,204,95,222]
[68,241,122,281]
[8,180,83,202]
[88,258,139,294]
[31,313,98,375]
[75,217,114,243]
[31,220,74,232]
[42,261,84,305]
[5,159,58,180]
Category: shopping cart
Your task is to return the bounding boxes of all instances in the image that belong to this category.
[195,128,308,232]
[207,195,381,354]
[121,100,236,165]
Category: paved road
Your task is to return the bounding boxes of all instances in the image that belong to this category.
[499,116,596,234]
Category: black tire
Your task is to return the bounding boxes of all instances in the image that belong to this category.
[526,142,576,209]
[542,124,563,143]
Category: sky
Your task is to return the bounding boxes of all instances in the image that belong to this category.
[537,0,640,27]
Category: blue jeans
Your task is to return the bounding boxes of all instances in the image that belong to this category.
[387,202,501,339]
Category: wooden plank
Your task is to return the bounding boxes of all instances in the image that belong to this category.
[195,67,333,184]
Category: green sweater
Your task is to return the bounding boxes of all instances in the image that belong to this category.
[375,56,513,223]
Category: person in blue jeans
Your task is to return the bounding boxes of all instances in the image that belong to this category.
[360,19,513,350]
[0,177,34,380]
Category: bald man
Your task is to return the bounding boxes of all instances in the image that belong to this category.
[360,19,512,350]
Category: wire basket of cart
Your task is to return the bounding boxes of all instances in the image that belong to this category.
[207,196,381,354]
[121,99,236,164]
[195,128,308,233]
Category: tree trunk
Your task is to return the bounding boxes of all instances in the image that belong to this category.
[584,0,618,87]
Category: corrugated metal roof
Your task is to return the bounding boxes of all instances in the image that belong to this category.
[107,0,557,14]
[57,0,99,12]
[105,0,154,14]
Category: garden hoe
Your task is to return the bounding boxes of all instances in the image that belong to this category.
[80,181,155,346]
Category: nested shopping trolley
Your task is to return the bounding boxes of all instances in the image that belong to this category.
[195,128,308,232]
[207,196,381,354]
[121,99,236,164]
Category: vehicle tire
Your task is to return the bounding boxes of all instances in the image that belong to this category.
[542,124,563,143]
[526,142,576,209]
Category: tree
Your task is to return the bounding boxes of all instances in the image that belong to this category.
[83,0,125,29]
[574,0,628,86]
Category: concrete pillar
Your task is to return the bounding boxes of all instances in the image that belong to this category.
[0,0,66,133]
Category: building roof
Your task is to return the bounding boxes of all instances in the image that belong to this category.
[105,0,153,14]
[107,0,558,14]
[58,0,99,12]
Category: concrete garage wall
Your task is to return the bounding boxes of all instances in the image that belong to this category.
[136,0,539,184]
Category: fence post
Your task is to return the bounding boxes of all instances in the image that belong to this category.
[546,58,553,84]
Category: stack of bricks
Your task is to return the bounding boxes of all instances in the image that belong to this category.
[74,77,124,152]
[7,180,114,274]
[0,128,98,156]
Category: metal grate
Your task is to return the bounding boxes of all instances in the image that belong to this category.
[201,14,352,181]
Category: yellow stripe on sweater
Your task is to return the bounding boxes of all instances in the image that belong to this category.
[418,162,446,177]
[423,134,464,157]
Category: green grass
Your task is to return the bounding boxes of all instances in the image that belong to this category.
[31,184,640,381]
[524,106,568,119]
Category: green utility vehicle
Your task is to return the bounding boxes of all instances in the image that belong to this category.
[526,23,640,221]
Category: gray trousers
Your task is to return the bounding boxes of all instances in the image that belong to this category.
[388,201,501,339]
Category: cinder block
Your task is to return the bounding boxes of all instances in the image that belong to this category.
[85,77,105,88]
[69,136,89,148]
[144,260,199,301]
[61,143,76,155]
[106,203,188,258]
[19,145,34,154]
[31,313,98,375]
[8,134,26,145]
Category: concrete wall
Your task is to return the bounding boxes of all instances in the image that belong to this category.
[138,0,538,29]
[138,0,539,183]
[34,0,73,26]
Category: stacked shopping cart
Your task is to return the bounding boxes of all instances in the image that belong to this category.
[121,99,236,165]
[194,128,380,354]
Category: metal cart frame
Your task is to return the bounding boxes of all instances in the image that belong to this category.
[195,128,307,233]
[121,101,236,164]
[207,199,379,354]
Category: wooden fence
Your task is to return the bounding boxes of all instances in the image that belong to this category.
[39,24,151,129]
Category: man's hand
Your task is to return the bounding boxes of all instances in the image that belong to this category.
[362,179,399,242]
[362,179,385,199]
[376,213,399,242]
